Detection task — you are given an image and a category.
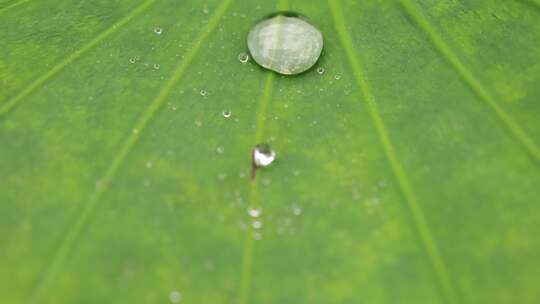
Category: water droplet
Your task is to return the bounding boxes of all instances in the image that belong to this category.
[253,144,276,167]
[334,74,341,80]
[169,291,182,303]
[252,220,262,229]
[129,56,138,64]
[238,52,250,64]
[222,110,232,118]
[153,63,160,70]
[317,67,325,74]
[248,207,262,217]
[292,204,302,215]
[247,13,323,75]
[217,146,225,154]
[200,90,207,97]
[154,27,163,35]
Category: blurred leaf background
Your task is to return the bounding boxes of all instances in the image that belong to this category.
[1,0,540,303]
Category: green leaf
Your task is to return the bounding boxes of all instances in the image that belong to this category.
[1,0,539,303]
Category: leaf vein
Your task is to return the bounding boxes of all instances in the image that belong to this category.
[399,0,540,163]
[26,1,233,302]
[329,1,458,303]
[0,0,158,118]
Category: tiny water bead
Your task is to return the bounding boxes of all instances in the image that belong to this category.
[248,207,262,217]
[247,13,323,75]
[154,27,163,35]
[238,52,249,63]
[153,63,160,70]
[222,110,232,118]
[252,220,262,229]
[253,144,276,167]
[316,67,325,75]
[169,290,182,303]
[200,90,207,97]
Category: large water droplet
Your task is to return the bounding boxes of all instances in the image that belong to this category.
[247,13,323,75]
[253,144,276,167]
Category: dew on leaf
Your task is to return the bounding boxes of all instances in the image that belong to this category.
[222,110,232,118]
[154,27,163,35]
[247,13,323,75]
[248,207,262,217]
[253,144,276,167]
[168,291,182,303]
[252,220,262,229]
[238,52,249,63]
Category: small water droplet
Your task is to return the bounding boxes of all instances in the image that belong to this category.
[200,90,207,97]
[129,56,138,64]
[248,207,262,217]
[217,146,225,154]
[334,74,341,80]
[153,63,160,70]
[169,291,182,303]
[154,27,163,35]
[252,220,262,229]
[247,13,323,75]
[222,110,232,118]
[317,67,325,75]
[292,204,302,216]
[238,52,249,64]
[253,144,276,167]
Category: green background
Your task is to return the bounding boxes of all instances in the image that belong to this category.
[1,0,539,303]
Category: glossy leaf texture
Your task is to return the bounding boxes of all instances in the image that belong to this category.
[1,0,540,303]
